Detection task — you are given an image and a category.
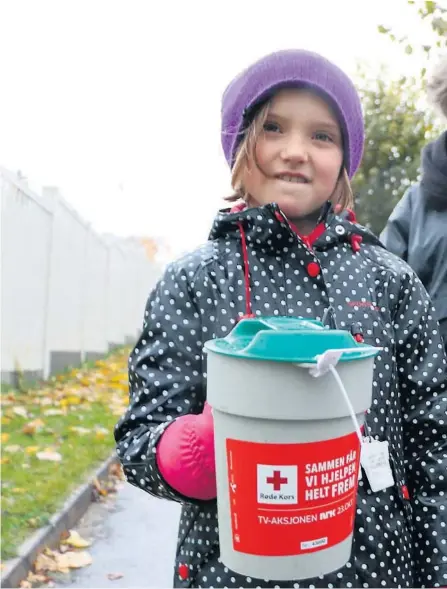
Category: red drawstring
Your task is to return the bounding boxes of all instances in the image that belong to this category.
[351,235,363,253]
[345,209,362,253]
[235,207,363,321]
[237,222,255,319]
[345,208,357,223]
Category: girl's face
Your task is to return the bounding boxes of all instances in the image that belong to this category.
[243,89,344,223]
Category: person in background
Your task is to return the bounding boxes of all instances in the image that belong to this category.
[381,55,447,352]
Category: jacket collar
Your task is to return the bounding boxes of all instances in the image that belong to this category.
[209,202,382,253]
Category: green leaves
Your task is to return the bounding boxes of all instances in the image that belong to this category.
[352,68,442,234]
[378,0,447,80]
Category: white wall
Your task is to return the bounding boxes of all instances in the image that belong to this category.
[0,167,160,383]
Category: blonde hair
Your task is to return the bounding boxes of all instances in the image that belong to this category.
[225,102,354,211]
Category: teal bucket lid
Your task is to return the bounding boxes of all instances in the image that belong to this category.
[204,317,380,364]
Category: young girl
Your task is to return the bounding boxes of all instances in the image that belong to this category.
[115,50,447,588]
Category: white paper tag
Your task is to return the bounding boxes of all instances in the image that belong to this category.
[309,350,344,377]
[360,440,394,492]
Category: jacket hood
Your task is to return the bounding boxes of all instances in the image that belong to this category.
[420,130,447,205]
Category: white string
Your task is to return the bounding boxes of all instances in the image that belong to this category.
[328,364,364,445]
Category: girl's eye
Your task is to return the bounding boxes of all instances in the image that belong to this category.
[263,121,281,133]
[314,131,334,143]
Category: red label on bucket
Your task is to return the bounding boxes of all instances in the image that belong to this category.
[226,433,360,556]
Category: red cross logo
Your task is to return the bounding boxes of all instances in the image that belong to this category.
[266,470,288,491]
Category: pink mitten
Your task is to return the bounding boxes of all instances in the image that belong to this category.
[156,403,216,500]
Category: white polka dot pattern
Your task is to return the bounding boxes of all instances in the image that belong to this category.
[115,203,447,588]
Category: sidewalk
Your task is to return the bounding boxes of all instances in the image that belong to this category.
[44,482,181,588]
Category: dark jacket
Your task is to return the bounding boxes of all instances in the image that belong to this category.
[381,131,447,350]
[115,203,447,589]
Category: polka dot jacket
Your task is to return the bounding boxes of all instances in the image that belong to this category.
[115,203,447,589]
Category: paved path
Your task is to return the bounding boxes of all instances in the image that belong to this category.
[48,482,181,588]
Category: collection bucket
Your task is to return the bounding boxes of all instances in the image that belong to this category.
[204,317,380,581]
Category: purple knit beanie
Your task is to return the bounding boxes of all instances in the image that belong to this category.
[221,49,364,178]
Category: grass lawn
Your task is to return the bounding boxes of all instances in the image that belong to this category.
[0,348,131,561]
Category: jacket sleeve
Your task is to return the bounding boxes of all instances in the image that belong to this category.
[380,187,414,261]
[114,262,207,505]
[395,270,447,588]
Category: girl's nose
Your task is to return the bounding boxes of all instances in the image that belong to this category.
[280,135,309,163]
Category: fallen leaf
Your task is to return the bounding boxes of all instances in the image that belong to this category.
[69,426,91,435]
[92,477,108,497]
[12,487,26,493]
[95,427,109,441]
[34,553,58,573]
[107,573,124,581]
[0,457,10,465]
[52,553,70,573]
[62,530,91,549]
[62,396,82,406]
[4,445,22,453]
[26,572,49,583]
[1,433,10,443]
[36,450,62,462]
[22,418,45,435]
[63,550,92,569]
[25,446,40,455]
[43,409,65,416]
[12,406,28,418]
[1,416,11,425]
[109,463,125,479]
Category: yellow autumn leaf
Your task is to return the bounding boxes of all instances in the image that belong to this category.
[22,418,45,435]
[12,487,26,493]
[62,530,91,549]
[25,446,39,455]
[60,396,82,407]
[0,457,10,465]
[1,416,11,425]
[95,427,108,441]
[1,433,10,443]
